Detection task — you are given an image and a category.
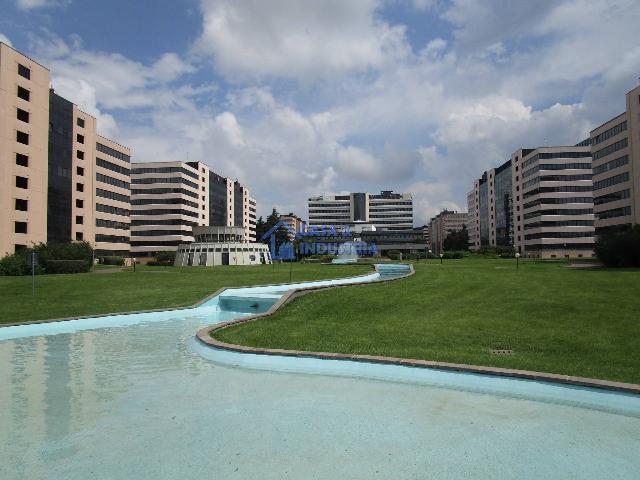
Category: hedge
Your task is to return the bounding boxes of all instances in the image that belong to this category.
[100,256,124,266]
[46,260,91,274]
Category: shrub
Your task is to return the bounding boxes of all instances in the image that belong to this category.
[0,253,31,276]
[387,250,402,260]
[46,259,91,274]
[595,225,640,267]
[155,251,176,263]
[100,256,124,266]
[442,251,464,259]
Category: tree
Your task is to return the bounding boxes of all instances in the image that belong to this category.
[443,226,469,251]
[256,208,289,246]
[595,225,640,267]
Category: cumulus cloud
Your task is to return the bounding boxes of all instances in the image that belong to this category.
[194,0,409,82]
[0,33,12,46]
[15,0,640,222]
[15,0,68,10]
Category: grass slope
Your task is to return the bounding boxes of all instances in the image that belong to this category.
[0,263,369,325]
[215,259,640,384]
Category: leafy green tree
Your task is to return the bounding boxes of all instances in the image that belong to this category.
[443,226,469,251]
[595,225,640,267]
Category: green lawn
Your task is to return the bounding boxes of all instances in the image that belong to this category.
[0,263,369,324]
[215,259,640,384]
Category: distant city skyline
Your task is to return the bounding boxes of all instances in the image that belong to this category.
[2,0,639,223]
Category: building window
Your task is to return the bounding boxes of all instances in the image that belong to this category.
[15,221,27,234]
[16,153,29,167]
[16,131,29,145]
[18,63,31,79]
[76,182,84,192]
[77,134,84,144]
[77,150,85,160]
[17,86,30,101]
[75,232,84,241]
[15,199,28,211]
[77,166,84,176]
[16,176,28,189]
[77,118,85,128]
[76,215,83,225]
[17,108,29,123]
[76,199,84,208]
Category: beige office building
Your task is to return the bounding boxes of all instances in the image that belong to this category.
[467,181,480,250]
[0,42,50,255]
[429,209,468,254]
[280,212,306,239]
[590,85,640,233]
[511,146,595,258]
[130,161,257,257]
[130,161,209,257]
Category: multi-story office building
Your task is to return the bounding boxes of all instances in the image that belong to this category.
[130,161,209,257]
[1,42,50,255]
[280,213,306,239]
[428,209,468,254]
[511,146,595,258]
[466,160,513,251]
[590,85,640,233]
[48,90,131,255]
[130,161,257,257]
[467,184,480,250]
[1,42,130,256]
[307,190,413,231]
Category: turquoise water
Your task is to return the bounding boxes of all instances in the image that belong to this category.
[1,265,639,479]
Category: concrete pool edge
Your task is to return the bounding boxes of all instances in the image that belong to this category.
[197,266,640,396]
[0,266,379,329]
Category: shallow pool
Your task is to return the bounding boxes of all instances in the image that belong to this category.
[1,266,639,479]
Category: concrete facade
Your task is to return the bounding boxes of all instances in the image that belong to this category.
[512,146,595,258]
[590,85,640,233]
[0,42,50,255]
[428,210,468,254]
[308,190,413,231]
[130,161,257,256]
[130,161,209,257]
[174,226,271,266]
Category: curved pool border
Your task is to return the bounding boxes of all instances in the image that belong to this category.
[197,264,640,396]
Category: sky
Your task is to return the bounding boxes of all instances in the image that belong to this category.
[2,0,640,223]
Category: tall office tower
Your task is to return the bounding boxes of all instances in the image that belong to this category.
[307,191,413,231]
[428,209,468,254]
[467,180,480,250]
[130,161,209,257]
[590,85,640,234]
[130,161,257,257]
[48,90,131,255]
[248,196,257,241]
[0,42,50,255]
[93,135,131,255]
[467,160,513,251]
[511,146,595,258]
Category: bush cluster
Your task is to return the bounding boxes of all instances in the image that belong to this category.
[595,226,640,267]
[0,241,93,276]
[442,251,464,259]
[147,251,176,267]
[46,260,91,274]
[100,256,124,266]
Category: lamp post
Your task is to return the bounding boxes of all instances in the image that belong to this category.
[428,249,432,263]
[515,252,521,270]
[439,253,443,265]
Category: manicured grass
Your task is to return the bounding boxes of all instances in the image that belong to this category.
[0,263,369,324]
[215,259,640,384]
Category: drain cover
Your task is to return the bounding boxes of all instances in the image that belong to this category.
[489,349,514,356]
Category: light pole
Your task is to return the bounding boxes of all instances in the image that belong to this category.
[439,253,443,265]
[515,252,521,270]
[428,249,432,263]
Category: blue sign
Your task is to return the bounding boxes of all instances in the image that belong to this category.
[261,221,377,260]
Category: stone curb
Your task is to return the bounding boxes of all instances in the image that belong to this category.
[197,265,640,396]
[0,266,381,328]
